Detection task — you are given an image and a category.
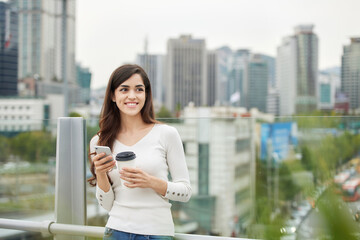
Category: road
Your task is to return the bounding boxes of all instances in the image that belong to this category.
[296,196,360,239]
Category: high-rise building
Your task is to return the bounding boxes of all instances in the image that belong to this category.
[229,49,250,108]
[248,54,268,112]
[216,46,233,106]
[259,54,276,89]
[318,70,337,110]
[207,51,218,106]
[9,0,77,102]
[227,50,271,112]
[267,89,280,116]
[136,54,165,106]
[277,25,318,115]
[0,1,18,96]
[277,36,297,116]
[76,63,92,104]
[341,37,360,110]
[166,35,207,112]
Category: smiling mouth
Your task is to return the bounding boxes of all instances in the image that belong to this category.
[125,103,138,106]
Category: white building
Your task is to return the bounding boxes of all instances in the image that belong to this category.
[277,25,319,115]
[267,88,280,116]
[171,105,256,236]
[277,36,297,116]
[0,95,64,135]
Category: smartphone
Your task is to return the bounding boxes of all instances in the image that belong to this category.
[94,146,113,164]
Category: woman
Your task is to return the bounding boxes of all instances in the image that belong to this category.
[88,64,191,240]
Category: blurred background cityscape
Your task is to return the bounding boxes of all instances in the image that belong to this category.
[0,0,360,239]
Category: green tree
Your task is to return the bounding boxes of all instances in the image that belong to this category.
[10,131,56,163]
[0,135,10,163]
[69,112,83,117]
[301,146,312,171]
[156,105,173,118]
[279,163,300,201]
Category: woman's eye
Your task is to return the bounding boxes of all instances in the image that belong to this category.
[136,88,144,92]
[119,88,127,92]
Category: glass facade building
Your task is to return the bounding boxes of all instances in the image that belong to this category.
[9,0,76,87]
[0,2,18,96]
[248,55,268,112]
[341,37,360,110]
[76,63,92,104]
[277,25,318,115]
[295,25,318,113]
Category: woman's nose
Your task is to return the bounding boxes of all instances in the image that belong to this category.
[128,90,136,99]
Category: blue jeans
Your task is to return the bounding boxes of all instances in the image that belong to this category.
[103,228,173,240]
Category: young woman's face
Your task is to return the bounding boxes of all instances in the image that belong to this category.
[112,73,146,118]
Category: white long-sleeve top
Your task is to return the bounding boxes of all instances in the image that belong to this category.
[89,123,192,236]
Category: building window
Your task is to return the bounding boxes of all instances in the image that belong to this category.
[236,139,250,153]
[235,163,250,178]
[235,188,250,205]
[198,143,209,195]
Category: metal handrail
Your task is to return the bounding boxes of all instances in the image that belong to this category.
[0,218,251,240]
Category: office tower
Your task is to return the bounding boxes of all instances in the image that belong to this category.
[259,54,276,89]
[9,0,77,101]
[0,1,18,96]
[76,63,92,104]
[229,49,250,108]
[341,38,360,110]
[227,50,271,112]
[166,35,207,112]
[136,54,165,106]
[318,70,337,110]
[247,54,268,112]
[277,25,319,115]
[277,36,297,115]
[267,89,280,116]
[207,51,218,106]
[216,46,233,106]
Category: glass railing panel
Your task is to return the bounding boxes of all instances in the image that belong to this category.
[3,116,358,239]
[0,118,57,239]
[254,116,360,240]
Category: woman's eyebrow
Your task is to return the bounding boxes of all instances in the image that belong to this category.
[119,84,145,88]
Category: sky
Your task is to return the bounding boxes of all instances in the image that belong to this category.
[76,0,360,89]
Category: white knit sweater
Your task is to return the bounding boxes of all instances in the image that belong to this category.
[90,124,192,236]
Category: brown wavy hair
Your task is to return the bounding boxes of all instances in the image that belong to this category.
[88,64,158,186]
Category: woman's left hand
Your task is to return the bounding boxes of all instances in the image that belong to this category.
[120,167,167,196]
[120,167,153,189]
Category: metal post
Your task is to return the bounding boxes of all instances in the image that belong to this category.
[55,117,86,240]
[62,0,69,117]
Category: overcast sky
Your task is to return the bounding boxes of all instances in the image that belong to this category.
[76,0,360,89]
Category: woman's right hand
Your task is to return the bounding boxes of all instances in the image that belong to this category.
[93,153,116,176]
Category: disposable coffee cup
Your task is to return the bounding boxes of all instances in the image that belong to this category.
[116,151,136,187]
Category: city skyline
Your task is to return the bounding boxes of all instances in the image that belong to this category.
[76,0,360,89]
